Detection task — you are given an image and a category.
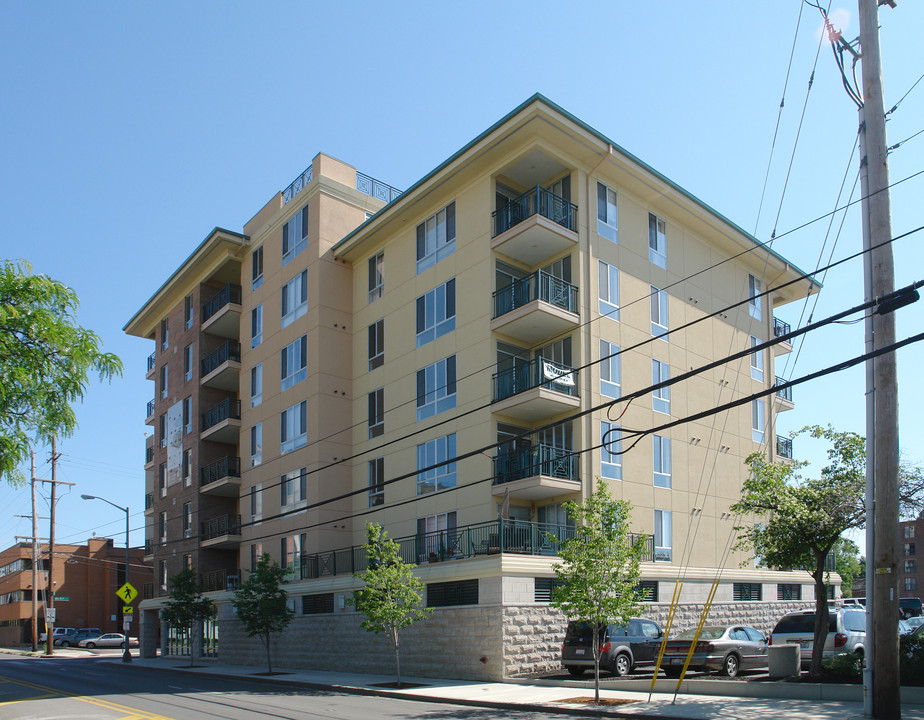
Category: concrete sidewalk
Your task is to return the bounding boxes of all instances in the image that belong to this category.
[97,655,924,719]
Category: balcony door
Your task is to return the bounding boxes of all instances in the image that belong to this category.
[496,341,530,399]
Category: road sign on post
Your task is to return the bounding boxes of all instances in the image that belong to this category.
[45,607,56,623]
[116,582,137,605]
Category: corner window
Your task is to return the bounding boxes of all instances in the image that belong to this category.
[596,182,618,242]
[601,421,622,480]
[368,319,384,370]
[280,336,307,391]
[280,467,307,509]
[416,356,456,421]
[250,423,262,467]
[750,336,764,381]
[280,401,307,454]
[281,270,308,329]
[184,295,194,330]
[598,260,619,319]
[368,252,384,303]
[368,388,384,438]
[250,484,263,524]
[368,458,384,507]
[599,339,620,398]
[416,434,457,495]
[652,360,670,414]
[653,435,671,488]
[416,279,456,347]
[251,305,263,348]
[416,202,455,274]
[748,274,762,320]
[282,204,309,267]
[650,286,668,339]
[752,399,766,443]
[654,510,672,561]
[250,364,263,408]
[252,246,264,290]
[160,318,169,352]
[648,213,667,268]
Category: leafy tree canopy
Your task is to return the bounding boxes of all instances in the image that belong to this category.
[231,554,294,674]
[0,260,122,483]
[161,569,214,665]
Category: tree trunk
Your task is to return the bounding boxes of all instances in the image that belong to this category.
[392,626,401,687]
[810,562,830,678]
[593,621,601,703]
[265,634,273,675]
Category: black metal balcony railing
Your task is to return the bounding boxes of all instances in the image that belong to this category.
[200,456,242,487]
[146,398,155,418]
[774,316,792,338]
[200,568,241,592]
[145,493,154,510]
[493,356,579,403]
[292,519,656,581]
[201,398,241,432]
[145,446,154,464]
[777,435,794,459]
[201,283,242,323]
[143,582,156,600]
[493,270,579,319]
[493,444,580,485]
[144,539,154,556]
[146,352,156,373]
[201,514,242,541]
[492,185,578,238]
[775,376,793,402]
[200,340,241,377]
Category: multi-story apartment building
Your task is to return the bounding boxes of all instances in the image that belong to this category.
[0,539,152,645]
[901,516,922,597]
[127,95,822,678]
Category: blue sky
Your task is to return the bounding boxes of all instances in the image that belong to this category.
[1,2,921,554]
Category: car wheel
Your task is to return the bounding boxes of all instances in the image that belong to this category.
[612,652,632,677]
[85,642,95,649]
[721,653,739,678]
[567,667,585,677]
[60,641,69,648]
[120,642,127,649]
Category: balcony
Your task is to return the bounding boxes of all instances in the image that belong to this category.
[200,456,242,497]
[145,398,155,425]
[201,283,242,339]
[774,376,794,411]
[293,519,655,580]
[773,316,793,355]
[492,357,580,421]
[200,341,242,391]
[145,352,156,380]
[144,493,154,515]
[201,398,241,445]
[491,271,579,344]
[491,185,578,266]
[200,514,242,549]
[144,444,154,468]
[200,568,241,592]
[144,540,154,559]
[777,435,794,460]
[492,445,581,500]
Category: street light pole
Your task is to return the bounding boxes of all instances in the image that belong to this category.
[81,494,132,663]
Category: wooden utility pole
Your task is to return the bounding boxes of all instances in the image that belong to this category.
[857,0,900,717]
[30,453,38,653]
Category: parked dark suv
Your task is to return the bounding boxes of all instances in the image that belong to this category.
[900,597,922,619]
[561,618,663,677]
[55,627,103,648]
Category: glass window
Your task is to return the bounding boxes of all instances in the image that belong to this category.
[750,336,764,381]
[280,401,307,454]
[160,318,169,352]
[654,509,672,561]
[748,274,762,320]
[159,414,166,447]
[251,364,263,407]
[417,434,457,495]
[184,344,193,382]
[250,484,262,523]
[282,204,309,266]
[653,435,671,488]
[250,423,262,467]
[368,458,384,507]
[281,533,305,571]
[752,399,766,443]
[368,252,384,303]
[416,202,456,273]
[652,360,670,414]
[651,286,668,339]
[182,449,191,486]
[182,396,192,434]
[596,182,618,242]
[280,467,307,508]
[598,260,619,319]
[183,502,192,538]
[280,336,307,391]
[905,578,917,591]
[368,319,384,370]
[184,295,194,330]
[416,279,456,347]
[251,304,263,348]
[601,421,622,480]
[160,364,168,399]
[903,525,914,539]
[252,246,264,290]
[649,213,667,268]
[599,339,620,398]
[250,542,263,570]
[416,356,456,421]
[281,269,308,329]
[368,388,384,438]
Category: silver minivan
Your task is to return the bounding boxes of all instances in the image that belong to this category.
[769,608,866,664]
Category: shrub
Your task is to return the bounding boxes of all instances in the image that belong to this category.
[821,651,862,681]
[901,633,924,687]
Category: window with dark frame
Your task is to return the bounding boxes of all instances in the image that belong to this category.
[426,579,478,607]
[302,593,335,614]
[368,319,384,370]
[734,583,762,601]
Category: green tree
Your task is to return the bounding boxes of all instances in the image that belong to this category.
[550,483,646,702]
[160,569,214,667]
[731,425,866,678]
[0,260,122,483]
[349,522,432,687]
[231,554,294,674]
[831,538,863,598]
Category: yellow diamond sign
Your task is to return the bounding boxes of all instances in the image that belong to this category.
[116,582,137,605]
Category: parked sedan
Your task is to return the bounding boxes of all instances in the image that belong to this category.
[77,633,139,649]
[660,625,768,678]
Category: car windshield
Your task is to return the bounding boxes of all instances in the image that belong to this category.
[673,626,725,640]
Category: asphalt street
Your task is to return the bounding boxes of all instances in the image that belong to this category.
[0,654,565,720]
